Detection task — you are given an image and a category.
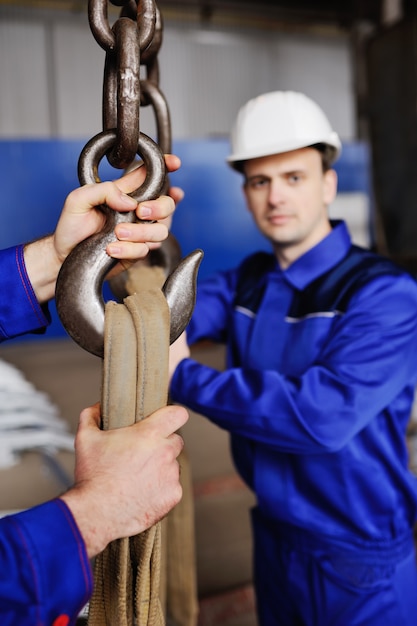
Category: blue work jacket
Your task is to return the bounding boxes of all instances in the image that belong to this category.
[170,221,417,563]
[0,245,93,625]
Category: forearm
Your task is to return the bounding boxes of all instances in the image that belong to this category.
[59,489,116,560]
[169,338,417,454]
[175,271,417,452]
[23,235,61,304]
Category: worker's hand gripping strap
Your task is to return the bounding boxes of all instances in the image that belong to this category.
[88,288,168,626]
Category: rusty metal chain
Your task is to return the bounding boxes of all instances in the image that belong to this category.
[55,0,189,357]
[83,0,171,189]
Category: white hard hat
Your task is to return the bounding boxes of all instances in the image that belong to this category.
[227,91,341,168]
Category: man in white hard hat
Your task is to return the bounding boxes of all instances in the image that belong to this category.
[169,91,417,625]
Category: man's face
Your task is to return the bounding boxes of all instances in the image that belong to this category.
[243,147,337,268]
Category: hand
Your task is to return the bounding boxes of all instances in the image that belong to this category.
[169,331,190,384]
[60,402,188,559]
[24,154,184,302]
[54,154,182,265]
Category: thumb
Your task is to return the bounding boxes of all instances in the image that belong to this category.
[78,402,101,431]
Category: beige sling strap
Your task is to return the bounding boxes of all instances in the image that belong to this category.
[88,266,198,625]
[122,264,199,626]
[88,288,168,626]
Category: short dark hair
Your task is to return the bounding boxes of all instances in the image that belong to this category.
[309,143,337,172]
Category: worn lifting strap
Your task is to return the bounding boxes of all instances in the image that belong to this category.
[88,286,168,625]
[87,266,198,626]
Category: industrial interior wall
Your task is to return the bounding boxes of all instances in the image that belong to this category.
[0,7,355,142]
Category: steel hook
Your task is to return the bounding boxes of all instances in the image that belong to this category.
[55,129,203,357]
[56,243,203,358]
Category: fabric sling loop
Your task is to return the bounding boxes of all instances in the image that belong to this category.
[111,262,200,626]
[88,287,169,626]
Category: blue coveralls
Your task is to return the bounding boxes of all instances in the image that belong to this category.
[0,245,93,625]
[170,221,417,625]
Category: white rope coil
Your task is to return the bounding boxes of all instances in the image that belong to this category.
[0,359,74,469]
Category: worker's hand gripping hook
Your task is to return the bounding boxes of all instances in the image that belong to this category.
[55,131,203,357]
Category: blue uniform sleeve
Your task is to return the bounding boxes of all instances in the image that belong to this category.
[0,248,92,622]
[186,269,237,345]
[171,271,417,454]
[0,499,93,625]
[0,245,50,341]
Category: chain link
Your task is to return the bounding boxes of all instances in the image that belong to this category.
[84,0,171,196]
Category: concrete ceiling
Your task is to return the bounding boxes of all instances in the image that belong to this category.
[158,0,383,27]
[0,0,385,27]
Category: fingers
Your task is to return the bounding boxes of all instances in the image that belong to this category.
[106,190,175,261]
[107,220,169,259]
[114,220,169,243]
[63,154,181,218]
[164,154,181,174]
[169,186,185,206]
[134,194,175,222]
[78,402,101,430]
[105,191,175,222]
[63,182,138,219]
[142,404,189,438]
[106,193,175,259]
[78,402,188,441]
[114,154,181,195]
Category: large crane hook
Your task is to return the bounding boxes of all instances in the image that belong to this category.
[55,129,203,358]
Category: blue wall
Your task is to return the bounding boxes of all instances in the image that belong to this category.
[0,138,371,341]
